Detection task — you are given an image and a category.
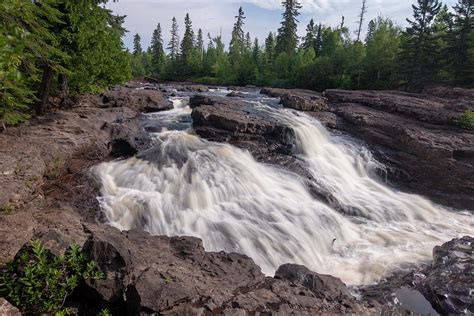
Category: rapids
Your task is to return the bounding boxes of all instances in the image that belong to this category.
[93,89,473,285]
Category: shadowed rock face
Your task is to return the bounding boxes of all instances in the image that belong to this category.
[260,87,474,211]
[421,236,474,314]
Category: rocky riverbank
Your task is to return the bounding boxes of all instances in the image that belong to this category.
[0,81,472,315]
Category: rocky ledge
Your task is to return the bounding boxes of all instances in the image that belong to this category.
[4,216,472,315]
[261,87,474,211]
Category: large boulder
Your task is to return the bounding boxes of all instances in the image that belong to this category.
[261,88,328,112]
[421,236,474,314]
[191,95,295,156]
[101,87,173,113]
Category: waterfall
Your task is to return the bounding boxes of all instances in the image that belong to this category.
[93,94,473,285]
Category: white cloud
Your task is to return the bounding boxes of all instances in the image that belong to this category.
[107,0,457,50]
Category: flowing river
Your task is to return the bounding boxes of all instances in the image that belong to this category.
[93,88,473,285]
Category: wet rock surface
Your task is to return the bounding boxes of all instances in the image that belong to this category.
[191,95,296,157]
[421,236,474,314]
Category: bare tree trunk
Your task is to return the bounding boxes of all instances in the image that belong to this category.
[58,73,70,109]
[36,64,53,115]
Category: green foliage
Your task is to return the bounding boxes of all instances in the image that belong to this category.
[458,110,474,129]
[0,0,131,125]
[0,240,104,314]
[98,309,113,316]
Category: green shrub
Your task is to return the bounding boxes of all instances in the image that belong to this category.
[458,110,474,130]
[0,240,103,314]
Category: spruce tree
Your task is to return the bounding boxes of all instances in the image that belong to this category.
[133,33,142,55]
[315,23,323,56]
[276,0,302,55]
[229,7,246,64]
[446,0,473,84]
[196,28,204,60]
[168,17,180,60]
[302,19,317,50]
[180,13,195,66]
[150,23,164,77]
[398,0,442,90]
[245,32,252,51]
[264,32,276,62]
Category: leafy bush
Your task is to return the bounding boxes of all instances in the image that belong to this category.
[0,240,103,314]
[458,110,474,130]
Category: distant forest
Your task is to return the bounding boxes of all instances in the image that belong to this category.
[0,0,473,127]
[132,0,474,91]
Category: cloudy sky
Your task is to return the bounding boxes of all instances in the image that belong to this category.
[106,0,457,51]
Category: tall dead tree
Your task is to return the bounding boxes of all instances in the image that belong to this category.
[356,0,368,42]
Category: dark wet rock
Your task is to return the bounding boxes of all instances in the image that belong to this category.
[191,95,295,155]
[421,236,474,314]
[261,88,328,112]
[325,89,466,126]
[101,87,173,113]
[176,84,209,93]
[226,91,247,98]
[275,264,356,306]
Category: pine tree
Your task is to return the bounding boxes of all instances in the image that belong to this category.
[398,0,442,90]
[180,13,195,66]
[229,7,246,64]
[446,0,473,84]
[168,17,180,60]
[150,23,164,77]
[302,19,317,50]
[264,32,276,62]
[245,32,252,51]
[133,33,142,55]
[276,0,302,55]
[196,28,204,60]
[315,23,323,56]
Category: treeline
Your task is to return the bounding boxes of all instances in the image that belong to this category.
[0,0,131,126]
[133,0,473,91]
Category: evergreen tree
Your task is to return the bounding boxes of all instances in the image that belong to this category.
[245,32,252,51]
[150,23,165,77]
[180,13,195,73]
[196,28,204,60]
[302,19,317,50]
[315,23,323,56]
[229,7,246,64]
[276,0,302,55]
[168,17,180,60]
[264,32,276,62]
[133,33,142,55]
[398,0,442,90]
[446,0,474,84]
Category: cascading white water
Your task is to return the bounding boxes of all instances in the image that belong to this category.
[93,94,473,285]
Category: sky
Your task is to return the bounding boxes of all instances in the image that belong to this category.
[106,0,457,51]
